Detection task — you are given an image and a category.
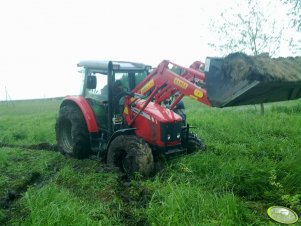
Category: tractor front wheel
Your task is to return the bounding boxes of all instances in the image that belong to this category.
[55,105,91,159]
[107,135,154,177]
[187,132,205,154]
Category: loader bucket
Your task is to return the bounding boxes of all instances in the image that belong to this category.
[204,53,301,107]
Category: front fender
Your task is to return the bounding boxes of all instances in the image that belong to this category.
[60,96,98,133]
[107,128,136,150]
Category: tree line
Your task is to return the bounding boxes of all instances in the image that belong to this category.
[208,0,301,56]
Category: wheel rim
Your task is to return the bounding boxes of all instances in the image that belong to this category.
[107,135,154,176]
[60,119,73,153]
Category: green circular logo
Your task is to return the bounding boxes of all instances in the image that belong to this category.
[267,206,299,224]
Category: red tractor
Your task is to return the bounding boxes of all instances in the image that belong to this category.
[56,56,301,176]
[55,60,210,176]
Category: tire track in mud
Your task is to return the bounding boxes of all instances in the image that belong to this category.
[115,175,151,226]
[0,142,58,152]
[0,166,62,225]
[0,142,62,225]
[112,157,168,225]
[0,172,42,209]
[0,142,157,225]
[0,164,65,225]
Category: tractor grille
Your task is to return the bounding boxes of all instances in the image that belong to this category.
[160,122,182,142]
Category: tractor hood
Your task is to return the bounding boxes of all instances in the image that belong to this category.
[131,100,182,123]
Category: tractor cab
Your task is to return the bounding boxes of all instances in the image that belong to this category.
[77,61,151,134]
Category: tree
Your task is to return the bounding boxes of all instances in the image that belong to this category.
[208,0,285,56]
[281,0,301,54]
[208,0,288,114]
[282,0,301,31]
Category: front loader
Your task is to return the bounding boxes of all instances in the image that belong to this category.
[56,54,301,176]
[202,52,301,107]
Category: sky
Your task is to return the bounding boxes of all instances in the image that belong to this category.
[0,0,298,100]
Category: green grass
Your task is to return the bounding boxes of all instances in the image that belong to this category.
[0,98,301,225]
[0,99,60,145]
[147,183,256,225]
[20,166,120,226]
[0,147,121,226]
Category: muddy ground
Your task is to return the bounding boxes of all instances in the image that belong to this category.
[0,142,58,152]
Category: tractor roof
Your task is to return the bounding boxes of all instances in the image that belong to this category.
[77,60,151,74]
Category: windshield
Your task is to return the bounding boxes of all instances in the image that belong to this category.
[84,70,148,101]
[115,71,148,90]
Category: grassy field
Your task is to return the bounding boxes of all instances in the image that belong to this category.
[0,98,300,225]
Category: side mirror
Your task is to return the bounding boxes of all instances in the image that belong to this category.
[87,75,96,89]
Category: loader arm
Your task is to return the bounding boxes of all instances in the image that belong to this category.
[151,61,206,105]
[187,60,206,82]
[133,60,209,105]
[125,60,211,126]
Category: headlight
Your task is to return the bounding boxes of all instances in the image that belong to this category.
[176,133,181,139]
[167,134,171,141]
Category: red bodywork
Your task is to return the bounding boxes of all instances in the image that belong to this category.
[189,61,205,71]
[126,100,182,147]
[123,60,211,148]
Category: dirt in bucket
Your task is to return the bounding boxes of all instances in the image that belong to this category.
[222,52,301,83]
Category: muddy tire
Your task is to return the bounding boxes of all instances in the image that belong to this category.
[55,105,91,159]
[107,135,154,177]
[187,132,204,154]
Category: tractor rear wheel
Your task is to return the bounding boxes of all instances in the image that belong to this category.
[187,132,204,154]
[107,135,154,177]
[55,105,91,159]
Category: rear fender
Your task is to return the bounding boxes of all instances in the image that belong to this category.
[60,96,98,133]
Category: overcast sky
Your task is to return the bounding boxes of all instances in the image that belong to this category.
[0,0,298,100]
